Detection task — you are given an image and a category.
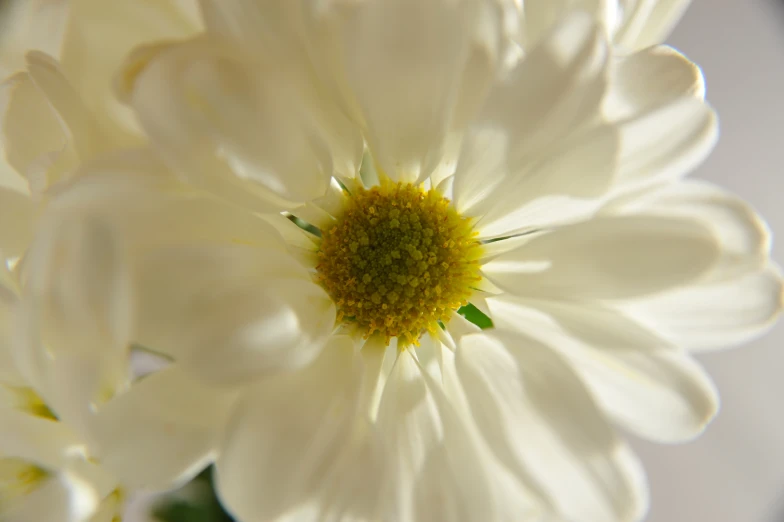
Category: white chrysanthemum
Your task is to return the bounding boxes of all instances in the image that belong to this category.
[14,2,776,522]
[0,255,127,522]
[0,3,203,520]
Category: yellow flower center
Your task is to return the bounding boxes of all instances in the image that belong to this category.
[317,181,482,345]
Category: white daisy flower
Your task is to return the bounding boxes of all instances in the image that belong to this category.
[0,254,126,522]
[15,2,776,521]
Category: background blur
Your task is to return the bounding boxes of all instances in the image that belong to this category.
[1,1,783,521]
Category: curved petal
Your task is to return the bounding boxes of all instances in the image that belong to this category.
[15,213,133,426]
[453,13,610,227]
[518,0,610,47]
[610,97,717,190]
[624,266,784,352]
[614,0,691,51]
[0,292,26,386]
[59,0,200,142]
[176,278,337,386]
[1,71,80,192]
[0,410,84,468]
[376,350,443,520]
[23,212,132,356]
[487,297,720,442]
[215,336,388,522]
[25,52,108,161]
[482,215,719,300]
[1,470,99,522]
[455,329,648,522]
[604,45,705,122]
[133,245,335,383]
[603,180,771,279]
[0,156,28,194]
[0,188,34,260]
[123,36,357,209]
[88,365,237,491]
[47,153,291,255]
[0,0,69,77]
[334,0,496,183]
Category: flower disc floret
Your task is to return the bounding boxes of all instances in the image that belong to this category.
[317,181,482,344]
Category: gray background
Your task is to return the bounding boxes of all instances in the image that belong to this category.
[638,1,784,521]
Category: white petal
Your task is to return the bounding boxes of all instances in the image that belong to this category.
[614,0,691,51]
[465,124,618,237]
[0,0,69,77]
[455,329,648,522]
[2,471,99,522]
[0,292,26,386]
[24,213,132,355]
[125,37,357,209]
[50,156,291,255]
[519,0,608,46]
[376,350,443,520]
[134,245,335,384]
[488,297,720,442]
[1,71,79,192]
[89,365,237,491]
[15,213,133,424]
[454,13,609,228]
[336,0,483,182]
[624,266,784,352]
[410,351,509,522]
[215,336,388,522]
[60,0,200,141]
[0,188,34,259]
[0,155,28,194]
[0,410,84,468]
[604,45,705,121]
[25,52,108,161]
[603,180,770,279]
[610,97,717,190]
[482,215,719,300]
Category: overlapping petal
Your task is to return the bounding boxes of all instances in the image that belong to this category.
[487,297,720,442]
[215,336,388,522]
[88,365,237,491]
[482,215,719,300]
[455,329,648,522]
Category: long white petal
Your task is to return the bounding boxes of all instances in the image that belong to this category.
[488,297,720,442]
[455,329,648,522]
[215,336,388,522]
[482,215,719,300]
[88,365,237,491]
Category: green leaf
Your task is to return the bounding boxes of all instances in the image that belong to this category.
[458,303,493,329]
[152,468,235,522]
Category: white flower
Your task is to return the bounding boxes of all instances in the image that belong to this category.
[2,1,779,522]
[0,5,202,519]
[18,2,777,522]
[0,251,126,522]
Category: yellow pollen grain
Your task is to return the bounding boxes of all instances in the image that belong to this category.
[316,180,482,345]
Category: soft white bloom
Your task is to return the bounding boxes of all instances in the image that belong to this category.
[16,2,778,522]
[0,254,126,522]
[2,1,779,522]
[0,0,202,421]
[0,3,202,520]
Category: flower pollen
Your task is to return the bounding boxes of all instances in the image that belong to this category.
[317,181,482,345]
